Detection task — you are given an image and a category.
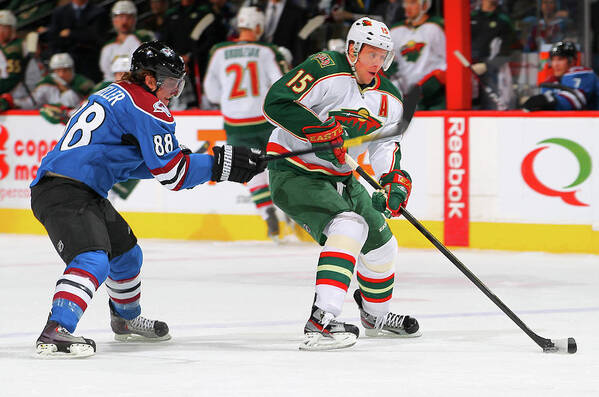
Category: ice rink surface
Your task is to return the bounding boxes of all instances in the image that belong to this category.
[0,234,597,397]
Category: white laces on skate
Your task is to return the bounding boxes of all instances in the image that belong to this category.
[128,316,154,331]
[374,312,405,330]
[320,312,335,329]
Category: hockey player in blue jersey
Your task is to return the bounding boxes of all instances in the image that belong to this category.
[31,41,266,358]
[523,40,599,111]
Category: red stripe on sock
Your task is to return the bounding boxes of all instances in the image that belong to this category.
[356,272,394,284]
[256,201,273,208]
[249,184,269,193]
[110,293,141,304]
[361,294,392,303]
[64,268,99,289]
[316,279,349,291]
[53,291,88,311]
[320,251,356,265]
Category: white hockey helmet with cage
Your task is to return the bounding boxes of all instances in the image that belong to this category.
[112,0,137,16]
[49,53,74,70]
[0,10,16,28]
[345,17,394,71]
[237,7,265,36]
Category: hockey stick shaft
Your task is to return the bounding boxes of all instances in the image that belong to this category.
[453,50,508,110]
[262,85,421,162]
[344,154,557,351]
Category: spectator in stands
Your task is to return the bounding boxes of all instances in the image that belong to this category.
[99,1,155,82]
[138,0,170,38]
[10,53,94,112]
[470,0,517,109]
[0,11,26,99]
[94,55,130,92]
[522,0,569,52]
[161,0,204,107]
[522,41,599,111]
[46,0,109,83]
[261,0,307,65]
[390,0,446,109]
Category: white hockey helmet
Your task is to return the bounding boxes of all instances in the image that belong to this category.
[112,0,137,16]
[49,53,74,70]
[345,17,394,71]
[407,0,432,23]
[237,6,265,36]
[0,10,17,28]
[111,55,131,73]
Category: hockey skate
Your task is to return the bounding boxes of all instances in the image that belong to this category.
[35,318,96,358]
[265,206,280,242]
[109,300,171,342]
[300,305,359,351]
[353,289,421,338]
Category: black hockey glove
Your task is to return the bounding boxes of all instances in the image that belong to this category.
[522,92,556,111]
[211,145,266,183]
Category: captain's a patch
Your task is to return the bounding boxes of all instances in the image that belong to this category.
[311,52,335,68]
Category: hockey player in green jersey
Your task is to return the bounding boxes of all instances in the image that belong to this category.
[203,6,289,240]
[264,17,421,350]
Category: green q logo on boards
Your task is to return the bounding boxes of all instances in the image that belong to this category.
[521,138,591,207]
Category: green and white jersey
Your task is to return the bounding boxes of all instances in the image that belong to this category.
[14,73,95,109]
[99,30,155,81]
[203,41,286,133]
[264,51,404,182]
[390,17,446,92]
[0,38,25,96]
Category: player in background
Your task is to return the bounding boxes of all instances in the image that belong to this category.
[522,40,599,111]
[99,0,155,82]
[203,6,289,240]
[0,10,27,109]
[94,55,130,92]
[11,52,94,110]
[31,41,265,358]
[263,17,421,350]
[390,0,446,109]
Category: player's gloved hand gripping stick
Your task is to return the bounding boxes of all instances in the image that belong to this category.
[345,153,577,354]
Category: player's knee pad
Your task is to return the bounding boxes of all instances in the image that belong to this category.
[66,250,110,286]
[108,244,143,281]
[323,212,369,255]
[359,236,398,274]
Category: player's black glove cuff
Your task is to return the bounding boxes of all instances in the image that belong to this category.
[211,145,266,183]
[523,92,556,111]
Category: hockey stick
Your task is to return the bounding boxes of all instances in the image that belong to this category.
[453,50,508,110]
[262,84,421,162]
[344,153,577,354]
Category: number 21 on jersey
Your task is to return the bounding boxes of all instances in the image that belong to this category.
[226,61,260,99]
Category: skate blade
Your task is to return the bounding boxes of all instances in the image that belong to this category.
[114,333,171,342]
[35,343,95,359]
[299,332,357,351]
[364,328,422,338]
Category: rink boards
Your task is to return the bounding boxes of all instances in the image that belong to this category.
[0,110,597,253]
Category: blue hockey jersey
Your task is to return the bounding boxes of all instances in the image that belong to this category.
[541,66,599,110]
[31,82,214,197]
